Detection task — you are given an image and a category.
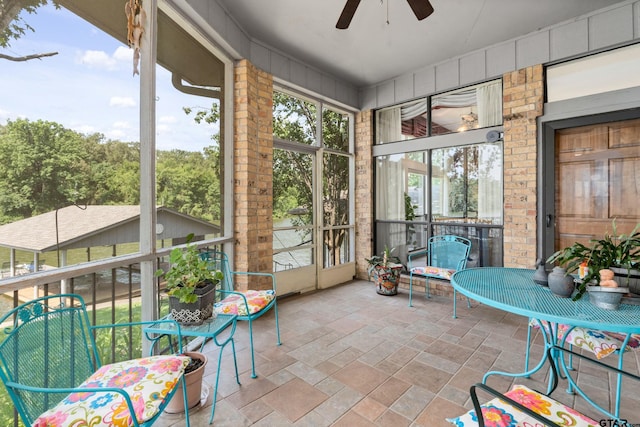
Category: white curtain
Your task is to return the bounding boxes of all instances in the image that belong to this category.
[376,156,406,221]
[377,108,402,143]
[431,88,476,108]
[476,81,502,128]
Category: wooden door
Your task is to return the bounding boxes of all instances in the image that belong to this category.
[555,118,640,250]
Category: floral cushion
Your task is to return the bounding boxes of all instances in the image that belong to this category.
[530,320,640,359]
[214,290,275,316]
[410,266,456,280]
[34,355,190,427]
[447,384,598,427]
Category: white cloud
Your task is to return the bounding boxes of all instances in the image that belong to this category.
[77,50,118,70]
[157,124,172,133]
[159,116,177,124]
[113,46,133,63]
[74,124,96,134]
[109,97,137,108]
[106,129,127,140]
[112,121,131,129]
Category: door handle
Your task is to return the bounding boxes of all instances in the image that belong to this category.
[546,214,553,227]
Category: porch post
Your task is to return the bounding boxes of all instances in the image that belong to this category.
[139,0,158,355]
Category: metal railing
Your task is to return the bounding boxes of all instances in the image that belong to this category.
[0,237,231,427]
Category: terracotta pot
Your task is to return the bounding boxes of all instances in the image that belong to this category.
[164,351,208,414]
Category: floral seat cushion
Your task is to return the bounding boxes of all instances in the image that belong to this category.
[410,266,456,280]
[34,355,190,427]
[214,290,275,316]
[447,384,598,427]
[530,320,640,359]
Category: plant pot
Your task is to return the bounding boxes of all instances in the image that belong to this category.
[547,266,575,298]
[169,281,216,325]
[586,285,629,310]
[164,352,208,414]
[372,264,402,296]
[610,267,640,295]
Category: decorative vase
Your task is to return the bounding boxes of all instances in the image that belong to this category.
[532,258,548,286]
[547,266,575,298]
[373,264,402,295]
[164,352,208,413]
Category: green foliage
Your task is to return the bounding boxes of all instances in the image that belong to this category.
[547,220,640,300]
[0,0,58,49]
[156,233,223,303]
[0,118,221,226]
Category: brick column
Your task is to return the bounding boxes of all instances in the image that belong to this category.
[502,65,544,268]
[233,60,273,290]
[354,110,374,280]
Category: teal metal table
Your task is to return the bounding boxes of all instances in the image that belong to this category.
[451,267,640,419]
[143,313,240,424]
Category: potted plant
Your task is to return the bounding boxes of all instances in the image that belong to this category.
[546,220,640,301]
[156,233,224,325]
[366,246,403,295]
[164,351,208,413]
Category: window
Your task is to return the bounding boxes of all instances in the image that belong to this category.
[376,99,428,144]
[373,79,503,267]
[431,80,502,135]
[547,44,640,102]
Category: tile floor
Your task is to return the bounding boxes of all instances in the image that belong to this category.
[157,279,640,426]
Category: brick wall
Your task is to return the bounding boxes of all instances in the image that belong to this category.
[502,65,544,268]
[233,59,274,290]
[354,110,374,280]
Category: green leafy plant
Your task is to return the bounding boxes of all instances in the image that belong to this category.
[547,220,640,300]
[156,233,223,303]
[366,246,401,276]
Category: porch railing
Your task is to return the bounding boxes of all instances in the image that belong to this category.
[0,237,230,427]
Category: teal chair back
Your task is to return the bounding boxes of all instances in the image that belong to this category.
[408,235,472,317]
[0,295,99,424]
[200,250,281,378]
[428,235,471,271]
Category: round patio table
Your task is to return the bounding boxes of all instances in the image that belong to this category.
[451,267,640,419]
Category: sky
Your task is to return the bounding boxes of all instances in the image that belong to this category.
[0,4,218,152]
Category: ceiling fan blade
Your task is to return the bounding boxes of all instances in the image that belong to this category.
[336,0,361,29]
[406,0,434,21]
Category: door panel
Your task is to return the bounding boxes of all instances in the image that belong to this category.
[555,119,640,250]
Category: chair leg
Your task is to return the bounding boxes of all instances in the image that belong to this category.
[248,319,257,378]
[453,289,457,319]
[408,274,414,307]
[274,302,282,346]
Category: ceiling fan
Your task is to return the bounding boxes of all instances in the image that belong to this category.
[336,0,434,29]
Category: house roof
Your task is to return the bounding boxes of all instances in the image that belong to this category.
[0,205,219,253]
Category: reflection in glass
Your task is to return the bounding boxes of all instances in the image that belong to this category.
[431,143,502,224]
[431,80,502,136]
[376,99,428,144]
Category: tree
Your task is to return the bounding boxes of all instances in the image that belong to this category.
[0,119,93,222]
[272,91,351,268]
[0,0,59,61]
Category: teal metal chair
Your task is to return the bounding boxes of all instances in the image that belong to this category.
[408,235,472,317]
[0,294,191,427]
[200,251,281,378]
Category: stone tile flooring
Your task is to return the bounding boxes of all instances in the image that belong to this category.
[157,279,640,426]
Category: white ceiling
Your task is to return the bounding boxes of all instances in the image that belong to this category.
[216,0,622,87]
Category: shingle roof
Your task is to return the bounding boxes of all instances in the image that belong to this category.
[0,205,217,252]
